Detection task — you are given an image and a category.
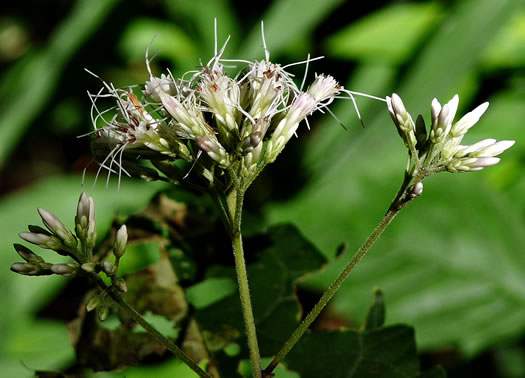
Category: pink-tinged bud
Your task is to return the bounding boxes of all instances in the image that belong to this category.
[19,231,63,250]
[38,208,77,249]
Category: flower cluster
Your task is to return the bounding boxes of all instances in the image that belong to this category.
[88,36,341,189]
[11,193,129,320]
[387,93,514,172]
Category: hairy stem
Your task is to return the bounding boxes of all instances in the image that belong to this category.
[230,187,262,378]
[94,277,211,378]
[263,177,416,376]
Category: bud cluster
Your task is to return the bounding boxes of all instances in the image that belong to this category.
[89,32,341,188]
[11,193,129,318]
[386,93,514,173]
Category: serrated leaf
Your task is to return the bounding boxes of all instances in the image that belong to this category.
[286,325,418,378]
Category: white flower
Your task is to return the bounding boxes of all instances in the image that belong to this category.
[387,93,515,173]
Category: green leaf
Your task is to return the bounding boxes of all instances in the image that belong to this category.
[325,3,443,64]
[237,0,346,59]
[399,0,520,107]
[135,311,179,339]
[185,277,237,309]
[162,0,240,56]
[364,288,385,330]
[0,0,121,166]
[284,291,445,378]
[118,18,199,71]
[286,325,418,378]
[1,318,74,376]
[482,9,525,69]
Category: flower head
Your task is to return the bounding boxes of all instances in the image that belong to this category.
[87,24,342,186]
[387,93,514,173]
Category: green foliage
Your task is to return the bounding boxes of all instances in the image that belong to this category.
[285,290,441,378]
[269,0,525,357]
[2,0,525,376]
[0,0,121,166]
[325,3,443,64]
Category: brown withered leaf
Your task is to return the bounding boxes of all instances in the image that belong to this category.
[141,192,215,240]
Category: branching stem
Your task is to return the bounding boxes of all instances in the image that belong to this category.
[263,172,421,376]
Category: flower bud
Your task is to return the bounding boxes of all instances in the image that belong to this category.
[86,294,101,312]
[51,263,80,277]
[113,277,128,293]
[96,304,108,321]
[76,193,97,251]
[11,262,39,275]
[38,208,77,249]
[408,182,424,198]
[114,225,128,258]
[19,231,64,251]
[103,261,118,276]
[13,243,44,264]
[81,262,98,273]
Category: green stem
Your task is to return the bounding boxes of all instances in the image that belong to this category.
[94,277,211,378]
[230,187,262,378]
[263,178,416,376]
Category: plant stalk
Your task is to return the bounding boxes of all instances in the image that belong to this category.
[263,177,416,376]
[230,187,262,378]
[94,277,211,378]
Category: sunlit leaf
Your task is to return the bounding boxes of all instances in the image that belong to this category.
[118,18,198,70]
[325,3,442,64]
[237,0,346,59]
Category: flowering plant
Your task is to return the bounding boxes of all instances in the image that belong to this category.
[9,21,514,378]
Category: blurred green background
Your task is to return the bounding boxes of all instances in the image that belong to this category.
[1,0,525,376]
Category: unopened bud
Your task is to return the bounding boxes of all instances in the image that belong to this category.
[19,231,64,251]
[113,277,128,293]
[38,208,77,249]
[408,182,424,198]
[51,263,79,277]
[13,243,44,264]
[81,262,98,273]
[86,294,101,312]
[96,304,108,321]
[11,262,39,275]
[103,261,118,276]
[114,225,128,258]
